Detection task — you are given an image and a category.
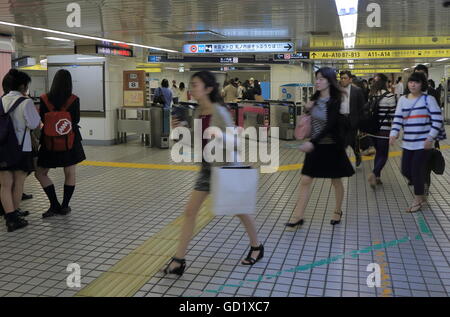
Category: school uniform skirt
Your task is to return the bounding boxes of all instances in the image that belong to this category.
[0,152,35,173]
[302,143,355,179]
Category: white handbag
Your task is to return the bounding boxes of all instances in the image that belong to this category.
[210,166,258,216]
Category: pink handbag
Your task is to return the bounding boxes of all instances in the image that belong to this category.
[295,114,311,140]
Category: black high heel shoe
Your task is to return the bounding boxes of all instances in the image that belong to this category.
[330,211,343,225]
[285,219,304,228]
[163,257,186,276]
[242,244,264,266]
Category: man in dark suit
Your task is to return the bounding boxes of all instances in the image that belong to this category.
[339,71,366,167]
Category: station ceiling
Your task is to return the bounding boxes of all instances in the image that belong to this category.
[1,0,449,68]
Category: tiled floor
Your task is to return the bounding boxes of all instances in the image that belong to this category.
[0,129,449,297]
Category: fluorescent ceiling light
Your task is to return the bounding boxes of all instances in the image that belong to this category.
[0,20,178,53]
[436,58,449,62]
[335,0,359,49]
[335,0,359,16]
[343,36,356,49]
[78,57,105,59]
[44,36,71,42]
[339,14,358,37]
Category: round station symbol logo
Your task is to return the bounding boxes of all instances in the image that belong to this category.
[190,45,198,53]
[55,119,72,135]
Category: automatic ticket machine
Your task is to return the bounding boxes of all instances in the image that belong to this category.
[267,100,296,140]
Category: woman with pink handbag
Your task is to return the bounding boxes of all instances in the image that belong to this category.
[286,67,354,228]
[295,111,311,140]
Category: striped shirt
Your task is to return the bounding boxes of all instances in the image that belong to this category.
[369,91,397,138]
[390,94,443,150]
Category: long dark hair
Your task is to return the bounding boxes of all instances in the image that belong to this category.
[191,71,225,105]
[48,69,72,110]
[369,73,388,96]
[311,67,343,104]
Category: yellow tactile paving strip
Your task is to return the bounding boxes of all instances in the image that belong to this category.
[76,145,449,297]
[79,146,448,172]
[79,160,199,171]
[75,198,214,297]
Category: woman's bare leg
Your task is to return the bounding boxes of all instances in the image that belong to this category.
[12,171,27,210]
[0,171,15,213]
[331,178,344,221]
[288,175,314,223]
[236,214,261,263]
[169,190,209,270]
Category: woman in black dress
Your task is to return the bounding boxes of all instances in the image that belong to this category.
[35,70,86,218]
[286,67,354,228]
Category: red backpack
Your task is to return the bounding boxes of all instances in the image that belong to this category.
[41,94,77,152]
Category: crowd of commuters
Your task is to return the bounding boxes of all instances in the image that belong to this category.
[222,77,263,102]
[0,66,445,280]
[152,75,265,108]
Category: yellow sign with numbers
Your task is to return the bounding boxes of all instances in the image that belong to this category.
[310,49,450,60]
[310,36,450,48]
[343,69,403,74]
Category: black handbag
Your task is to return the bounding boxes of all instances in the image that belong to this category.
[429,143,445,175]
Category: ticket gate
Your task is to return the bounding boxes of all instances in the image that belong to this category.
[172,102,198,145]
[237,101,270,139]
[268,101,296,140]
[226,103,239,126]
[150,104,170,149]
[177,102,198,129]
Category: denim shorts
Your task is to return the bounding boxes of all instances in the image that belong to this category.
[194,163,211,192]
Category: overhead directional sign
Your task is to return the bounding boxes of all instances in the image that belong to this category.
[310,49,450,60]
[183,42,294,54]
[274,52,310,60]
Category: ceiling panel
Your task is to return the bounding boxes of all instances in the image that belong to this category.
[0,0,447,64]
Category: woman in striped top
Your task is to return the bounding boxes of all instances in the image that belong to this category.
[389,72,443,213]
[367,74,397,188]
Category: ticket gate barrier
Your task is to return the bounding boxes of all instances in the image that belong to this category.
[116,107,152,146]
[172,102,198,145]
[268,101,296,140]
[226,103,239,126]
[150,104,170,149]
[295,102,305,115]
[176,102,198,129]
[237,101,270,139]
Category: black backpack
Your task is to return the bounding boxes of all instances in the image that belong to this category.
[0,97,27,169]
[153,88,166,105]
[359,92,390,134]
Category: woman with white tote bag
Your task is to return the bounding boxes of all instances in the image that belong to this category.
[163,71,263,276]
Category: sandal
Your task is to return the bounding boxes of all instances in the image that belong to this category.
[241,244,264,266]
[406,202,424,213]
[162,257,186,276]
[368,173,376,189]
[330,211,343,225]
